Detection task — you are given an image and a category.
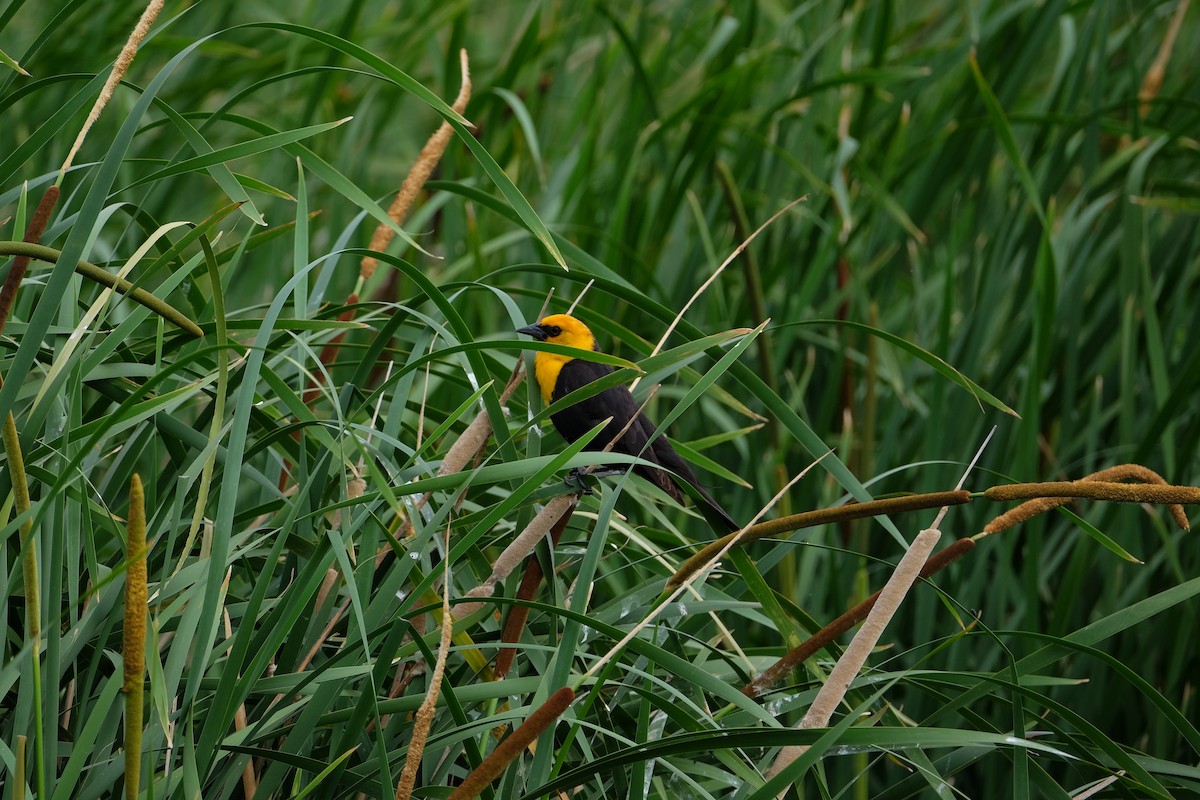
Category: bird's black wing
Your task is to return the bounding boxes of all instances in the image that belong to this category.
[549,360,741,532]
[550,359,666,475]
[548,359,629,445]
[612,410,740,532]
[641,416,741,532]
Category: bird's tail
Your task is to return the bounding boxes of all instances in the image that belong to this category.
[690,484,742,534]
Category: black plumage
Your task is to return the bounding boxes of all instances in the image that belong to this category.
[519,314,740,533]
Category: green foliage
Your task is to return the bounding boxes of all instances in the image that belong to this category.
[2,1,1198,798]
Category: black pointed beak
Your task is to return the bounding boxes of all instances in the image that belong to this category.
[516,323,548,341]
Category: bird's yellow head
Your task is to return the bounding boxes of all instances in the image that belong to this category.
[517,314,597,349]
[517,313,599,403]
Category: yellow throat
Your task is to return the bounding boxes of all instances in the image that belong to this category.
[530,314,598,404]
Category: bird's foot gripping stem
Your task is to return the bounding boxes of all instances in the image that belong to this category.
[564,467,597,496]
[564,466,624,496]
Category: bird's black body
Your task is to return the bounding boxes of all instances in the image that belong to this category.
[520,315,740,533]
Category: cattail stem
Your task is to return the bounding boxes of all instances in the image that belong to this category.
[984,481,1200,505]
[494,501,577,678]
[395,527,456,800]
[0,175,60,800]
[124,474,149,800]
[447,687,575,800]
[15,735,26,800]
[715,161,779,436]
[765,530,942,789]
[669,491,971,590]
[221,608,258,797]
[1138,0,1190,118]
[742,537,976,698]
[741,465,1198,699]
[59,0,164,180]
[3,407,43,798]
[362,49,472,281]
[0,186,59,335]
[675,472,1195,593]
[983,464,1192,534]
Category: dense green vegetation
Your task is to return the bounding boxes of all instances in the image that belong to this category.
[2,1,1198,797]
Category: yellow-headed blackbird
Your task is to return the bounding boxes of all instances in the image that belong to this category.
[518,313,740,532]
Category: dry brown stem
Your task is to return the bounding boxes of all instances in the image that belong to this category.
[983,464,1191,534]
[395,528,456,800]
[222,608,257,798]
[741,537,976,698]
[0,186,59,335]
[1139,0,1191,118]
[61,1,164,178]
[739,465,1196,700]
[668,491,971,590]
[985,480,1200,506]
[494,502,578,678]
[362,49,472,280]
[401,363,527,531]
[765,529,942,786]
[446,687,575,800]
[123,474,149,800]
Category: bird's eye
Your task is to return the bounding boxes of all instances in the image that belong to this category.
[548,326,562,337]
